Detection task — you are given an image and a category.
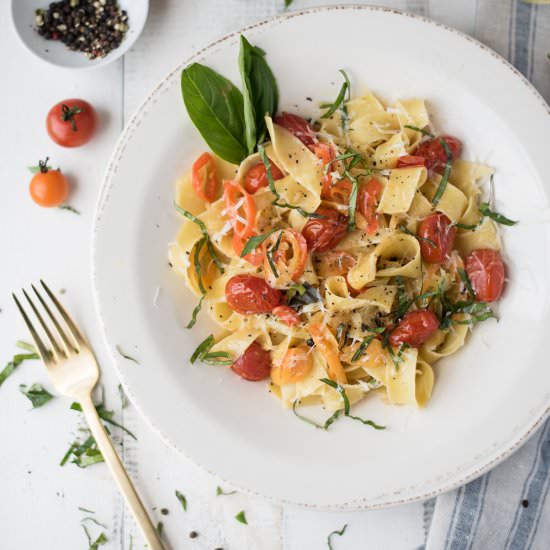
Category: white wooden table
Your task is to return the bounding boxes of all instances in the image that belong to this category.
[0,1,478,548]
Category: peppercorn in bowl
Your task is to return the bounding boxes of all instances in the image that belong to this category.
[11,0,149,69]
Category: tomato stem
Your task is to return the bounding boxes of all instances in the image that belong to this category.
[61,104,83,132]
[38,157,50,173]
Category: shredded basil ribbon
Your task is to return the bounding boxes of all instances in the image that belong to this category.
[398,224,436,248]
[190,334,233,365]
[431,138,452,206]
[320,69,351,119]
[479,202,518,226]
[175,489,187,511]
[292,400,341,430]
[404,124,434,137]
[71,402,137,440]
[241,229,277,257]
[19,383,53,408]
[458,268,476,299]
[319,378,386,429]
[327,524,348,550]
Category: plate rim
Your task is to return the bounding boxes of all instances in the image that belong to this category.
[91,4,550,510]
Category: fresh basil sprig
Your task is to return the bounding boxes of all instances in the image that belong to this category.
[239,36,279,154]
[320,378,386,429]
[181,63,247,164]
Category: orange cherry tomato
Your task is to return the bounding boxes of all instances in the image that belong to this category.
[272,305,301,327]
[271,345,312,385]
[414,136,462,171]
[274,112,317,150]
[192,152,218,202]
[314,250,356,278]
[308,323,347,384]
[46,99,97,148]
[243,160,284,194]
[29,159,69,207]
[357,178,383,235]
[465,249,505,303]
[302,207,348,252]
[389,309,440,348]
[225,275,283,315]
[417,212,456,264]
[232,233,264,267]
[223,180,257,239]
[263,229,308,286]
[396,155,426,168]
[232,342,272,381]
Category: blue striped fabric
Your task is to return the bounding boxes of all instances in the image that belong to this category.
[424,2,550,549]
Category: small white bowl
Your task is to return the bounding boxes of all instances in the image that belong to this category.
[11,0,149,69]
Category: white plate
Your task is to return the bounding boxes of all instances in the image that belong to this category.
[11,0,149,69]
[92,6,550,509]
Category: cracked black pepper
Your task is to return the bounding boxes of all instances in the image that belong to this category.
[34,0,129,60]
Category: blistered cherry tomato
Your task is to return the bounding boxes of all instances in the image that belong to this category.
[396,155,426,168]
[417,213,456,263]
[358,178,383,235]
[271,345,312,385]
[272,305,301,327]
[225,275,283,315]
[274,112,317,150]
[192,152,218,202]
[414,136,462,170]
[389,309,440,348]
[223,180,256,239]
[29,159,69,207]
[243,160,284,194]
[232,342,272,381]
[46,99,97,148]
[302,207,348,252]
[464,249,505,303]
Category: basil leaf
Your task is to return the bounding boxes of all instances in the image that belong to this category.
[19,383,53,408]
[71,402,137,440]
[479,202,518,226]
[186,296,204,329]
[181,63,247,165]
[327,524,348,550]
[458,268,475,299]
[453,221,480,230]
[292,400,341,430]
[320,379,385,429]
[345,171,359,232]
[399,224,436,248]
[241,229,278,257]
[216,486,237,496]
[351,335,376,362]
[239,36,279,153]
[287,282,322,309]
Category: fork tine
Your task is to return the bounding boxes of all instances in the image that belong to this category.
[12,293,53,365]
[31,285,79,356]
[26,286,70,358]
[40,280,86,347]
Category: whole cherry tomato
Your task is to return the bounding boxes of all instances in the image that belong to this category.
[417,212,456,263]
[274,112,317,150]
[232,342,272,381]
[396,155,426,168]
[225,275,283,315]
[29,158,69,207]
[389,309,440,348]
[464,249,505,303]
[243,160,284,194]
[46,99,97,148]
[414,136,462,171]
[358,178,383,235]
[302,207,348,252]
[272,305,301,327]
[192,152,218,202]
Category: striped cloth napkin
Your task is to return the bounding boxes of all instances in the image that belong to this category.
[423,2,550,549]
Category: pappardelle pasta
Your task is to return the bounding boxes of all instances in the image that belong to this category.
[170,37,516,429]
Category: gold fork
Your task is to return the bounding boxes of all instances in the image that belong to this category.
[13,280,164,550]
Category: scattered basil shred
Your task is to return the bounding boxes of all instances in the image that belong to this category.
[216,486,237,496]
[431,138,452,205]
[327,524,348,550]
[235,510,248,525]
[0,342,39,388]
[292,400,340,430]
[404,124,434,137]
[19,383,53,408]
[71,402,137,440]
[320,70,350,119]
[175,489,188,511]
[115,345,139,364]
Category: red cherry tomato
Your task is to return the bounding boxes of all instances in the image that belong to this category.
[223,180,257,239]
[225,275,283,315]
[396,155,426,168]
[302,207,348,252]
[29,159,69,207]
[274,112,317,150]
[192,152,218,202]
[232,342,272,381]
[272,305,301,327]
[232,233,264,267]
[243,160,284,194]
[417,213,457,264]
[358,178,383,235]
[389,309,440,348]
[414,136,462,171]
[465,249,505,303]
[46,99,97,148]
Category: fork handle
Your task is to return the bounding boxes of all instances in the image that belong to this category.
[79,395,165,550]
